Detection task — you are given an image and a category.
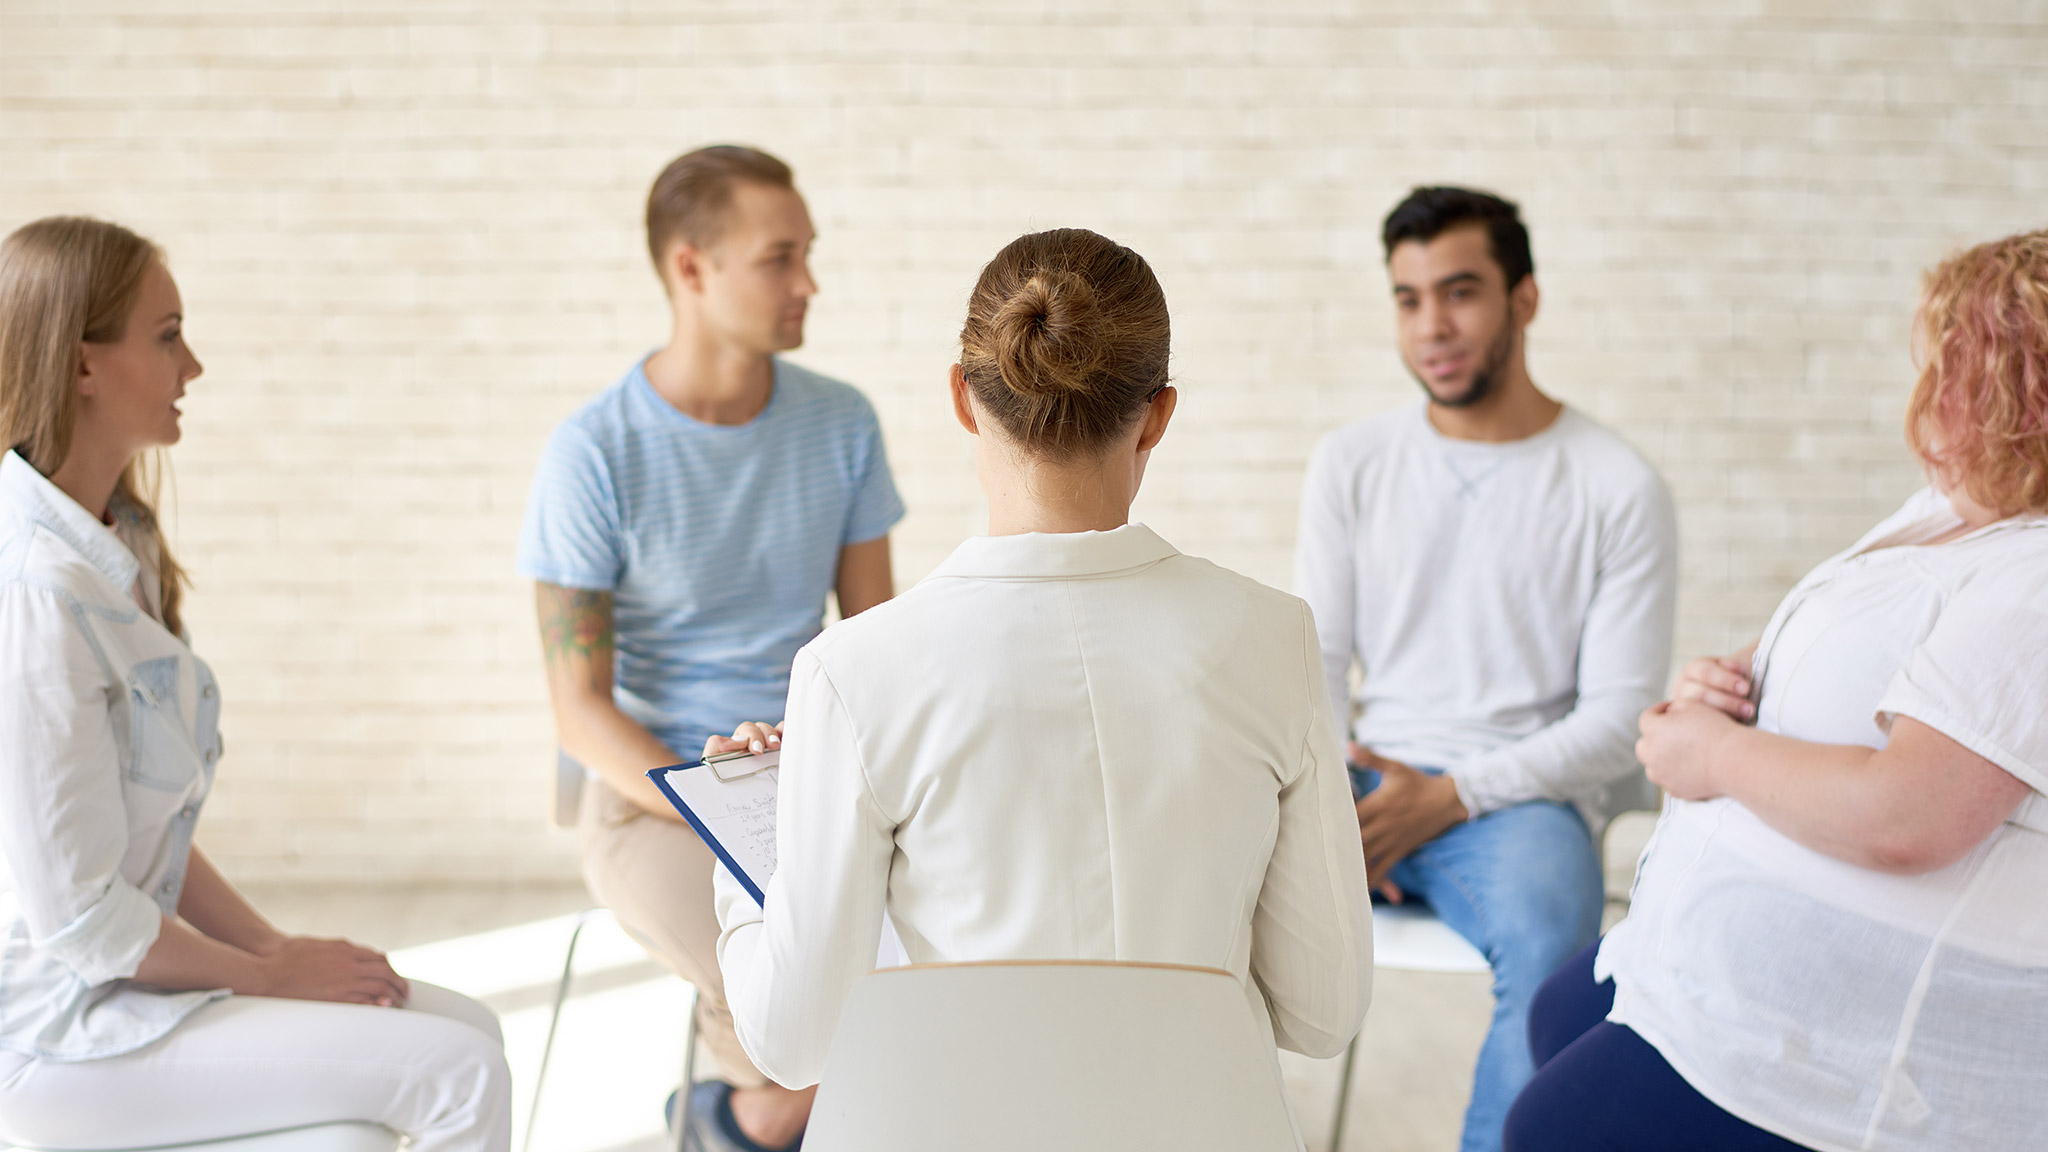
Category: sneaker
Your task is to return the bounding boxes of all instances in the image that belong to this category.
[666,1080,803,1152]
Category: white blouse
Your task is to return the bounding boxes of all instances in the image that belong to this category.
[0,451,228,1061]
[715,525,1374,1090]
[1599,488,2048,1152]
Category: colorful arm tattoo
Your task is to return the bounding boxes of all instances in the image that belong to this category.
[536,583,614,669]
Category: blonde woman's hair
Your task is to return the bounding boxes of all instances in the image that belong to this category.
[0,216,188,635]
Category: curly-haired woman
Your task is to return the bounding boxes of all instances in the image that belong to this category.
[1507,229,2048,1151]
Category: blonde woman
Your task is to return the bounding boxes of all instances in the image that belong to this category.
[0,217,510,1150]
[1506,229,2048,1151]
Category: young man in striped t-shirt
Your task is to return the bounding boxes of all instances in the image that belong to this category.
[519,145,902,1152]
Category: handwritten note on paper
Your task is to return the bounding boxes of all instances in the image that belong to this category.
[653,759,783,902]
[719,774,781,877]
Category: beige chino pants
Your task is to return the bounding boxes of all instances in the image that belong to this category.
[577,776,768,1089]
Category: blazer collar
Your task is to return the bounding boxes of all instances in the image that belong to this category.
[929,522,1180,581]
[1,450,141,594]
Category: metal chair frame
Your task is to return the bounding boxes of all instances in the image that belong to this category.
[523,908,699,1152]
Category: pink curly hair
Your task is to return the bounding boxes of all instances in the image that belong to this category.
[1906,228,2048,516]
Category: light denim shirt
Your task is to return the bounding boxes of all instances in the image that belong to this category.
[0,451,227,1061]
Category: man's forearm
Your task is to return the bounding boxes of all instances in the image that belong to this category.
[537,582,684,820]
[555,692,688,820]
[1449,693,1645,816]
[834,536,894,618]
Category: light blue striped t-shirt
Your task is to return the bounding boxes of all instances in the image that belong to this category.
[518,356,904,758]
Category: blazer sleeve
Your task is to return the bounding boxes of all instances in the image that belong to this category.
[715,645,894,1088]
[1248,601,1375,1058]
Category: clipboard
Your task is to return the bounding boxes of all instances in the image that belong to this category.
[648,751,781,906]
[703,747,779,781]
[647,750,911,970]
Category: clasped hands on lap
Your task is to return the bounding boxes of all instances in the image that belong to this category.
[142,931,409,1007]
[244,938,410,1006]
[1636,642,1758,802]
[1349,746,1469,903]
[134,848,411,1008]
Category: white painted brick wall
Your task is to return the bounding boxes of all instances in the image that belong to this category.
[4,2,2043,881]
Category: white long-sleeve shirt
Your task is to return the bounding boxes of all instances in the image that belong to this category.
[1294,403,1677,825]
[714,524,1373,1090]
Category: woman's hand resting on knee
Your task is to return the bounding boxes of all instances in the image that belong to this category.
[251,936,411,1007]
[136,918,411,1007]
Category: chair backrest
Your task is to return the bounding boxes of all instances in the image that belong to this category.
[805,960,1303,1152]
[4,1122,399,1152]
[553,749,586,828]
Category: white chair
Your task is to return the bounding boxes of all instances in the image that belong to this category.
[2,1123,397,1152]
[804,960,1301,1151]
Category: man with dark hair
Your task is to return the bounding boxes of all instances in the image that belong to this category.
[1295,186,1677,1152]
[520,145,903,1152]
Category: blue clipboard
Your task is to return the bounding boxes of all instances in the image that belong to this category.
[647,750,779,906]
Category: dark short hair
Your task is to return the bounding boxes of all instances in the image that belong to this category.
[645,144,795,268]
[1381,186,1533,288]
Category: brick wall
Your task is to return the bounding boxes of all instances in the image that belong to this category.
[4,2,2043,881]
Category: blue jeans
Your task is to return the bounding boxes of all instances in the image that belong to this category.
[1352,768,1604,1152]
[1503,943,1813,1151]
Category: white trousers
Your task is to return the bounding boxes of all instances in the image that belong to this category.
[0,982,510,1152]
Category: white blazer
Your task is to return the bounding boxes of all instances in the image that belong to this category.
[715,524,1373,1089]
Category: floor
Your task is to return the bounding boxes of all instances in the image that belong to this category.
[245,812,1652,1152]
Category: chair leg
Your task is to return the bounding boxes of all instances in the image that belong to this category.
[1328,1032,1362,1152]
[672,983,700,1152]
[523,908,606,1152]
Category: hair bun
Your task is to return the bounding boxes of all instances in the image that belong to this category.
[991,270,1108,397]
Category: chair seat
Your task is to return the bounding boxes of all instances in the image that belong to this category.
[5,1122,399,1152]
[1371,902,1490,974]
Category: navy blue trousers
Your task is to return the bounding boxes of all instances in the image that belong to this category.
[1502,942,1814,1152]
